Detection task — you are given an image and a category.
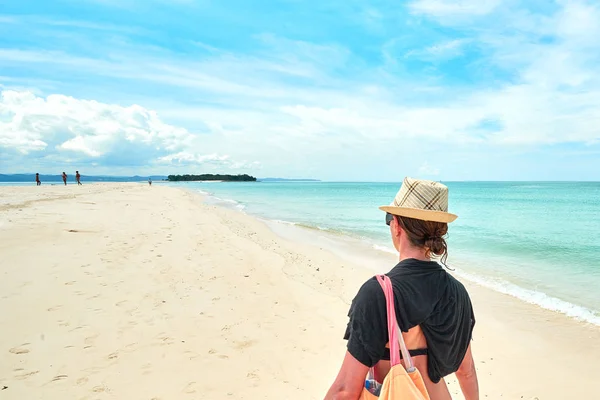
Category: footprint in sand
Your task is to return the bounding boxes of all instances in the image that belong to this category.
[235,339,257,350]
[92,385,108,392]
[15,370,39,380]
[51,375,68,382]
[9,345,30,355]
[184,350,200,360]
[84,334,99,346]
[247,370,260,386]
[123,342,138,353]
[47,305,62,312]
[69,326,85,332]
[156,335,175,346]
[107,352,119,360]
[183,381,198,394]
[76,377,89,386]
[141,363,153,375]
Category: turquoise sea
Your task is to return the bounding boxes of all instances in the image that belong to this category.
[171,181,600,325]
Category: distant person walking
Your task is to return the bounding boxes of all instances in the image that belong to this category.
[35,173,41,186]
[62,172,67,186]
[76,171,82,185]
[148,177,152,186]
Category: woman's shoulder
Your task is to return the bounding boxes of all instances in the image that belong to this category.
[348,276,386,312]
[354,276,384,300]
[440,273,474,313]
[445,272,470,293]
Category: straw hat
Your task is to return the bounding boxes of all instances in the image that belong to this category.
[379,177,458,223]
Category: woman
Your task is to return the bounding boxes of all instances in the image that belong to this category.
[324,177,479,400]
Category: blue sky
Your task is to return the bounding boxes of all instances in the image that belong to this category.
[1,0,599,180]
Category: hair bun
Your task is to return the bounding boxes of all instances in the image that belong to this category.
[396,215,449,265]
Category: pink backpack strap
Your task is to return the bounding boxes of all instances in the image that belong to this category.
[376,275,416,371]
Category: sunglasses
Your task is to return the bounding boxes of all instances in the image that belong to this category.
[385,212,395,226]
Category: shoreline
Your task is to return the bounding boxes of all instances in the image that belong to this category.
[187,184,600,327]
[1,183,600,399]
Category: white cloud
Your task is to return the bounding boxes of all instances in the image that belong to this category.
[408,0,500,18]
[0,90,257,170]
[231,161,262,170]
[279,104,486,144]
[425,39,469,56]
[0,90,191,158]
[555,1,600,40]
[158,152,230,164]
[157,152,262,171]
[58,136,102,157]
[403,39,471,61]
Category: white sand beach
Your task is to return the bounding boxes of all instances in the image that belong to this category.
[1,183,599,400]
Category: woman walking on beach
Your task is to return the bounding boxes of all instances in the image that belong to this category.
[35,173,41,186]
[62,172,67,186]
[324,177,479,400]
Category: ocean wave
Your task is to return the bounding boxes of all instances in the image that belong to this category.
[270,219,349,236]
[199,192,248,213]
[454,270,600,326]
[214,197,238,205]
[372,245,599,325]
[271,219,297,226]
[372,244,397,255]
[295,222,329,232]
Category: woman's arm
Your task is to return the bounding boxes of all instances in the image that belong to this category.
[324,351,369,400]
[455,344,479,400]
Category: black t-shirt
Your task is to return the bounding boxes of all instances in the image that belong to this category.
[343,258,475,383]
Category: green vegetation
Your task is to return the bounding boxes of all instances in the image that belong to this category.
[167,174,257,182]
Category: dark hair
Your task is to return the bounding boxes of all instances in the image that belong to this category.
[396,215,449,265]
